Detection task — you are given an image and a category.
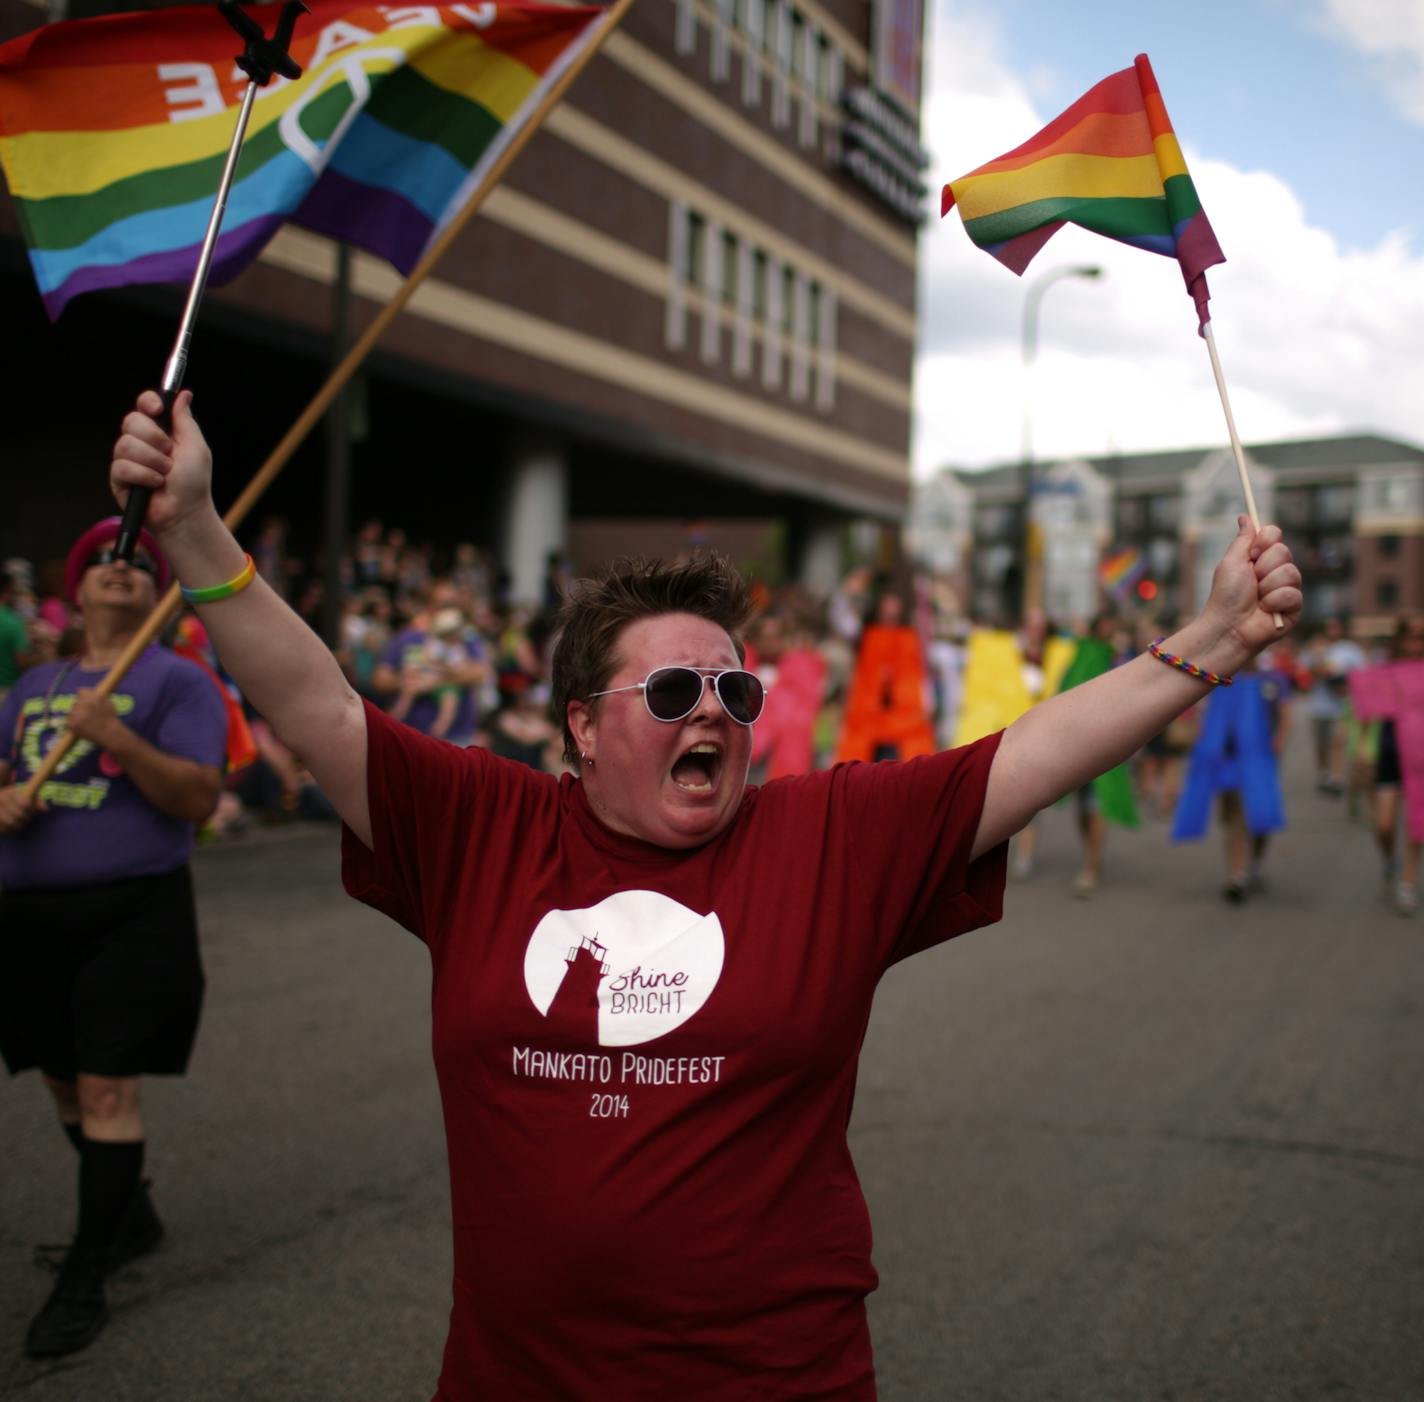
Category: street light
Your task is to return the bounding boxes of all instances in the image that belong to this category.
[1021,263,1103,466]
[1019,263,1103,617]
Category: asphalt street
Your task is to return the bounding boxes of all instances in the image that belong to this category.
[2,726,1421,1401]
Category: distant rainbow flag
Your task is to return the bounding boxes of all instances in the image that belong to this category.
[0,0,603,319]
[1099,545,1146,600]
[941,54,1225,330]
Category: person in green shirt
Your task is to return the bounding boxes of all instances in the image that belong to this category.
[0,571,34,694]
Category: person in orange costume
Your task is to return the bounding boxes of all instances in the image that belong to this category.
[835,589,936,763]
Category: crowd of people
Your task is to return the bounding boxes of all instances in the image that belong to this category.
[3,527,1419,919]
[8,400,1411,1387]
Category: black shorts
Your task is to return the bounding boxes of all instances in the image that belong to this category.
[1376,721,1402,787]
[0,866,205,1081]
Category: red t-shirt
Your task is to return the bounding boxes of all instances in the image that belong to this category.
[343,702,1007,1401]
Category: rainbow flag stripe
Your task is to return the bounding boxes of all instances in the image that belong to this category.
[0,0,602,319]
[941,54,1225,329]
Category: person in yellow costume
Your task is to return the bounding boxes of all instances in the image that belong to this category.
[953,616,1074,876]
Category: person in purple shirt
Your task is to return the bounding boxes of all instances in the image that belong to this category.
[0,518,227,1360]
[371,581,490,742]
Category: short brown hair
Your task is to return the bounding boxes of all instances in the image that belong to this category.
[551,553,755,767]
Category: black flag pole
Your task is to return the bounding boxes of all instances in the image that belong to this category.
[113,0,307,560]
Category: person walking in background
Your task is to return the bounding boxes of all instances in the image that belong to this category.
[1304,617,1365,795]
[0,518,227,1358]
[1172,653,1292,903]
[1350,616,1424,916]
[1055,615,1139,898]
[834,581,936,764]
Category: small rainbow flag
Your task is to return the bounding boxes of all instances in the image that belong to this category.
[1099,545,1146,600]
[941,54,1225,330]
[0,1,603,319]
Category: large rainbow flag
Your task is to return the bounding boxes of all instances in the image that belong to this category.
[0,0,603,319]
[941,54,1225,330]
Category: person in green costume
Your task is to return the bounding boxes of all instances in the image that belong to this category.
[1056,616,1139,896]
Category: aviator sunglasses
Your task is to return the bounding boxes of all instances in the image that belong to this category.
[86,547,157,577]
[588,666,766,726]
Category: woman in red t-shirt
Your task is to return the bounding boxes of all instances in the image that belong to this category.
[89,390,1304,1396]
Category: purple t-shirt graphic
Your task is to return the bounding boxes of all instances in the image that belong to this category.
[0,645,227,891]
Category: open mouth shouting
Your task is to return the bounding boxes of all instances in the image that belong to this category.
[670,741,722,795]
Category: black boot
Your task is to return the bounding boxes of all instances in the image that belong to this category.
[107,1179,165,1271]
[24,1243,109,1358]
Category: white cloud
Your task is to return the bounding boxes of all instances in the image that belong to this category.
[1314,0,1424,123]
[913,7,1424,477]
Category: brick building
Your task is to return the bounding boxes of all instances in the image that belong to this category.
[1,0,929,598]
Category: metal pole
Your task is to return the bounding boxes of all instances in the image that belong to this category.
[113,0,307,560]
[114,81,262,560]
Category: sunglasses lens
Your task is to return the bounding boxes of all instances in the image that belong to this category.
[717,671,764,724]
[88,548,155,576]
[644,667,704,721]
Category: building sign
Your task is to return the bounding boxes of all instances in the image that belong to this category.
[841,84,928,225]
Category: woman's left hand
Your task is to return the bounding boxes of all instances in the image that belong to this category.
[1203,515,1304,657]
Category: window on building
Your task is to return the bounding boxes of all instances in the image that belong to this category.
[773,0,792,66]
[1115,496,1148,533]
[1378,578,1400,609]
[818,37,839,100]
[1317,485,1354,523]
[808,281,821,341]
[975,504,1019,538]
[722,231,738,305]
[739,0,764,104]
[1147,493,1180,530]
[665,203,690,350]
[1318,534,1353,572]
[674,0,697,55]
[781,264,796,331]
[710,0,734,81]
[1379,534,1401,559]
[752,249,768,319]
[1275,488,1311,528]
[685,212,706,287]
[768,0,792,126]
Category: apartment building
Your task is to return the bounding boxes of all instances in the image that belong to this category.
[909,434,1424,636]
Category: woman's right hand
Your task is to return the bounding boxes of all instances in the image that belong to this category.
[0,784,42,835]
[109,389,214,536]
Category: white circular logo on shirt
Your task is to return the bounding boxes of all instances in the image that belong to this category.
[523,890,724,1047]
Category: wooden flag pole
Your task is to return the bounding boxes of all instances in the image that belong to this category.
[20,0,633,804]
[1202,322,1283,630]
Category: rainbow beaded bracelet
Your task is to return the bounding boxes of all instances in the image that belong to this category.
[180,553,256,604]
[1148,637,1233,687]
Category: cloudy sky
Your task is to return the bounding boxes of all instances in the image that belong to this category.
[914,0,1424,477]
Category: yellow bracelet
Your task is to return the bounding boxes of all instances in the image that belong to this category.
[180,553,256,604]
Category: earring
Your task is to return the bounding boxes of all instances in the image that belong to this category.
[581,752,594,767]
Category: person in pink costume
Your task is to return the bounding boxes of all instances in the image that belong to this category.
[1349,617,1424,915]
[749,646,827,779]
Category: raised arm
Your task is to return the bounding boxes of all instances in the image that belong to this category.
[110,390,372,848]
[971,515,1303,859]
